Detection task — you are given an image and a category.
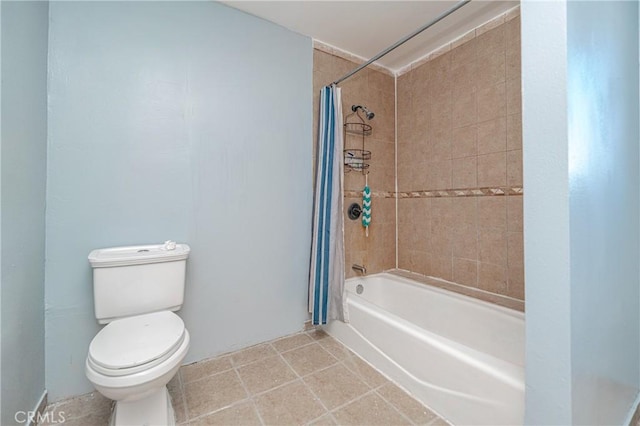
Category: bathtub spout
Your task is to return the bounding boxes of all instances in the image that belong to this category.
[352,264,366,275]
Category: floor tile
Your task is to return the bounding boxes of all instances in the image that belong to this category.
[377,383,439,425]
[303,364,369,410]
[231,343,278,367]
[184,370,247,418]
[307,414,338,425]
[254,380,326,425]
[333,393,411,426]
[281,343,337,376]
[237,355,297,395]
[343,355,389,388]
[272,333,314,352]
[317,336,353,360]
[181,355,233,384]
[189,401,261,426]
[45,413,109,426]
[45,392,112,420]
[170,389,187,424]
[306,329,330,341]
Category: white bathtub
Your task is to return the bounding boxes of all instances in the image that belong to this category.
[325,272,524,425]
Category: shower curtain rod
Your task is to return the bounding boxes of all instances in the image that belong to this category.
[332,0,472,86]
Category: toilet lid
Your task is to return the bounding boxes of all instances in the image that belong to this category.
[89,311,185,370]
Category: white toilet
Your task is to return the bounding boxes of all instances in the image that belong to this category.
[85,242,191,426]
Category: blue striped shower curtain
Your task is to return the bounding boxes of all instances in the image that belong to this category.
[309,85,347,325]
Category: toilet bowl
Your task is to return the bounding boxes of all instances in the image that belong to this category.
[86,242,191,425]
[85,311,190,425]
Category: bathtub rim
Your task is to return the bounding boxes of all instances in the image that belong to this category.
[353,269,525,313]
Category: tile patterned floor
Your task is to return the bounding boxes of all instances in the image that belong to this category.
[42,329,448,426]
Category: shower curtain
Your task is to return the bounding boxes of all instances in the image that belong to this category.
[309,85,347,325]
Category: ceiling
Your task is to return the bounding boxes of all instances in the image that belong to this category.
[220,1,519,73]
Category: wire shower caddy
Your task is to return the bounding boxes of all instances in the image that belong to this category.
[343,107,372,174]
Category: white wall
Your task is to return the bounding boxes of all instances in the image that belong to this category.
[522,1,640,423]
[45,1,312,401]
[1,1,49,423]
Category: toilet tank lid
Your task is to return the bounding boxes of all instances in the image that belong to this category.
[88,243,190,267]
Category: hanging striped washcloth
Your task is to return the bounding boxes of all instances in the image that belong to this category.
[362,184,371,237]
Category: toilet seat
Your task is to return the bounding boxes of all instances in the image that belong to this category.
[88,311,185,377]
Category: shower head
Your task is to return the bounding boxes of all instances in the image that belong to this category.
[351,105,375,120]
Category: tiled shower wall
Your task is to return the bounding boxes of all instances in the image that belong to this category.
[312,9,523,300]
[397,13,524,300]
[313,48,396,278]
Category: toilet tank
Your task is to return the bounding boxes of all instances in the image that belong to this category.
[88,243,190,324]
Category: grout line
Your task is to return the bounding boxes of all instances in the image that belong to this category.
[232,367,267,426]
[273,342,335,425]
[373,387,419,426]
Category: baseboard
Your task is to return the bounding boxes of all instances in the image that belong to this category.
[626,392,640,426]
[29,390,47,426]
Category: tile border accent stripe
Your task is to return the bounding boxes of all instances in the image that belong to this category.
[345,187,523,199]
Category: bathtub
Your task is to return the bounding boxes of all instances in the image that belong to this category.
[324,272,524,425]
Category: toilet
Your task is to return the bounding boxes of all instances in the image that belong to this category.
[85,241,191,426]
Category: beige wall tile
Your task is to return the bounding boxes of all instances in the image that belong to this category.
[429,160,453,190]
[507,149,523,186]
[506,42,521,82]
[506,77,522,115]
[451,38,477,69]
[451,60,477,89]
[430,255,453,281]
[452,85,477,128]
[315,18,522,302]
[451,197,478,226]
[477,152,506,187]
[476,53,506,88]
[476,25,505,58]
[507,196,523,232]
[477,117,507,155]
[452,156,477,188]
[478,197,507,228]
[507,231,524,268]
[453,258,479,287]
[506,113,522,151]
[431,198,453,228]
[477,82,506,123]
[452,225,478,260]
[451,124,477,158]
[478,262,507,294]
[507,264,525,300]
[479,227,507,266]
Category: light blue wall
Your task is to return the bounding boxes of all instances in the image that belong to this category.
[522,1,640,423]
[567,1,639,424]
[46,1,312,401]
[1,0,49,422]
[521,2,572,423]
